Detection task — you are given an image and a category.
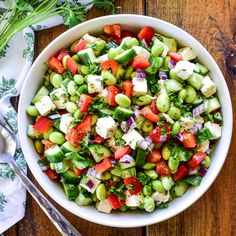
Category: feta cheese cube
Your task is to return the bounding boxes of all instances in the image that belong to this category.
[180,117,195,132]
[80,175,101,193]
[151,191,170,204]
[98,87,108,99]
[173,61,195,80]
[87,75,103,94]
[35,96,56,116]
[95,116,117,139]
[132,77,147,97]
[204,121,222,140]
[96,199,112,214]
[132,46,150,60]
[59,114,74,134]
[50,88,68,109]
[125,191,144,207]
[122,129,144,149]
[200,76,216,98]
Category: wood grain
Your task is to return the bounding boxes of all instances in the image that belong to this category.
[4,0,236,235]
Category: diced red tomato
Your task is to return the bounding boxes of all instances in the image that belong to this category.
[182,132,197,149]
[44,140,54,150]
[104,24,121,38]
[33,116,53,134]
[140,107,159,122]
[156,159,171,176]
[147,149,162,163]
[107,85,120,106]
[173,164,189,181]
[124,177,143,195]
[74,40,87,53]
[48,56,65,74]
[150,126,170,144]
[121,30,135,39]
[167,52,182,62]
[76,115,92,133]
[66,128,83,147]
[138,26,155,42]
[45,168,59,181]
[122,80,133,98]
[101,60,119,74]
[57,49,70,61]
[58,110,67,115]
[66,57,77,75]
[94,134,106,144]
[79,94,93,112]
[131,56,150,69]
[74,168,86,176]
[109,35,121,44]
[187,152,206,169]
[107,194,125,209]
[94,157,112,173]
[114,146,131,160]
[107,179,116,188]
[151,98,159,115]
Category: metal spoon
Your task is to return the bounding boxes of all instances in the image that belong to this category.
[0,119,81,236]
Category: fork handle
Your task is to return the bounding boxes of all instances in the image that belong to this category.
[10,161,81,236]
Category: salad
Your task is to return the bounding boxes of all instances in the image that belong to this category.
[26,24,223,213]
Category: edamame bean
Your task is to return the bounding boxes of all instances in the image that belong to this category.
[50,163,55,170]
[61,78,70,90]
[178,89,187,100]
[161,176,174,191]
[124,66,133,79]
[185,85,197,103]
[144,196,155,212]
[96,183,107,200]
[171,121,181,134]
[143,185,152,196]
[142,162,156,170]
[72,54,79,62]
[156,85,170,112]
[144,170,158,180]
[152,57,164,68]
[119,205,128,212]
[92,192,98,202]
[169,69,183,83]
[151,180,164,192]
[67,80,78,96]
[26,105,39,116]
[115,93,131,108]
[92,115,98,125]
[203,155,211,168]
[135,95,152,106]
[34,140,44,154]
[108,48,118,60]
[168,155,180,171]
[112,175,121,182]
[162,145,171,160]
[62,55,70,68]
[142,119,154,133]
[50,72,63,88]
[151,44,164,56]
[102,70,117,85]
[49,132,65,145]
[74,74,84,85]
[70,95,79,103]
[74,110,84,120]
[80,65,89,75]
[65,102,77,114]
[77,84,88,94]
[167,107,181,120]
[100,171,111,180]
[43,127,54,139]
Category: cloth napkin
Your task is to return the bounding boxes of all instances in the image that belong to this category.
[0,0,92,233]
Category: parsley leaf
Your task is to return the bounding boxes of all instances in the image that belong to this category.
[93,0,117,13]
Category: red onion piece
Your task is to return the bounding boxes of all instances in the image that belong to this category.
[87,180,94,189]
[110,156,117,164]
[87,168,102,179]
[136,69,146,79]
[159,134,167,142]
[192,101,208,118]
[191,122,203,134]
[133,110,140,119]
[145,136,153,145]
[199,167,208,176]
[176,133,183,142]
[139,140,149,150]
[168,60,176,69]
[127,117,136,129]
[119,155,133,164]
[159,71,168,80]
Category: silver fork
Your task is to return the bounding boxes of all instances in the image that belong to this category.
[0,119,81,236]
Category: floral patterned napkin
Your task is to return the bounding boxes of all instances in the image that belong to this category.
[0,0,92,233]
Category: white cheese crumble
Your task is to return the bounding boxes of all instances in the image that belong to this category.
[151,191,170,204]
[50,88,68,109]
[132,77,147,97]
[35,96,56,116]
[95,116,117,139]
[59,114,74,134]
[200,76,216,98]
[87,75,103,94]
[204,121,222,140]
[122,129,144,150]
[125,191,144,207]
[173,61,195,80]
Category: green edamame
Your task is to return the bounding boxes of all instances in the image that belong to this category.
[124,66,133,80]
[65,102,77,114]
[171,121,181,134]
[144,196,155,212]
[185,85,197,103]
[112,175,121,182]
[115,94,131,108]
[161,176,174,191]
[151,44,164,56]
[70,95,79,103]
[74,110,84,120]
[203,155,211,168]
[164,56,171,69]
[49,132,65,145]
[102,70,117,85]
[168,155,180,171]
[72,54,79,62]
[77,84,88,94]
[80,65,89,75]
[142,119,154,133]
[142,162,156,170]
[167,107,181,120]
[162,145,171,160]
[135,95,152,106]
[151,180,164,192]
[144,170,158,180]
[100,171,111,180]
[62,55,70,67]
[96,183,107,200]
[143,185,152,196]
[26,105,39,116]
[74,74,84,85]
[178,89,187,100]
[126,38,139,48]
[91,115,98,125]
[156,85,170,112]
[119,205,128,212]
[34,140,44,154]
[67,80,78,96]
[50,72,63,88]
[43,127,54,139]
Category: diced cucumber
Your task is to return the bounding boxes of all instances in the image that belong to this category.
[186,175,202,186]
[62,170,81,184]
[76,192,92,206]
[178,47,197,61]
[173,181,189,197]
[60,141,81,153]
[214,112,223,122]
[71,154,90,170]
[205,97,221,113]
[62,181,78,200]
[98,108,114,117]
[27,125,42,139]
[192,92,204,106]
[135,114,145,129]
[110,164,122,177]
[169,69,184,84]
[115,48,137,64]
[162,37,177,52]
[45,145,64,163]
[32,86,49,104]
[116,65,126,79]
[119,156,136,170]
[121,167,136,178]
[164,79,183,92]
[194,63,209,75]
[78,48,96,65]
[178,147,191,162]
[136,148,147,167]
[113,107,133,122]
[54,160,70,173]
[186,73,203,90]
[88,144,111,163]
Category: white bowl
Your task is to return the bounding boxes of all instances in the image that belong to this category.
[18,14,233,227]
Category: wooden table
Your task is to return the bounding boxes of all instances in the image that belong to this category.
[5,0,236,235]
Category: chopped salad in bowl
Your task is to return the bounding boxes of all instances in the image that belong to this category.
[26,24,223,214]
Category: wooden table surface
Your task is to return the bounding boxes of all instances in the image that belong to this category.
[4,0,236,235]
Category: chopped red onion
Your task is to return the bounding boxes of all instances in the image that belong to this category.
[127,117,136,129]
[191,122,203,134]
[176,133,183,142]
[188,167,200,175]
[120,121,129,133]
[199,167,208,176]
[159,71,168,80]
[48,113,61,120]
[159,134,167,142]
[110,156,117,164]
[206,146,212,155]
[87,168,102,179]
[192,101,208,118]
[133,110,140,119]
[142,39,149,48]
[136,69,146,79]
[138,140,149,150]
[119,155,133,164]
[168,60,176,69]
[145,136,153,145]
[87,180,94,189]
[149,143,155,150]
